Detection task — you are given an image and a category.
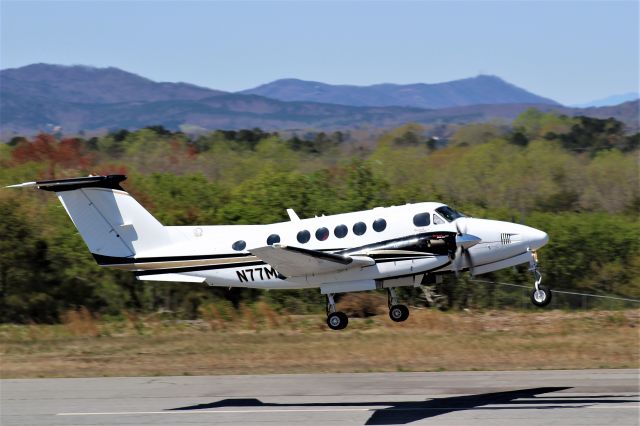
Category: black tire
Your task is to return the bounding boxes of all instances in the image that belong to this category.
[389,304,410,322]
[531,285,552,307]
[327,312,348,330]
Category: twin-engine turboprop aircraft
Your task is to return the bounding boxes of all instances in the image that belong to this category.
[9,175,552,330]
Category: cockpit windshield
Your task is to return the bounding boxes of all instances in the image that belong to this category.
[435,206,465,222]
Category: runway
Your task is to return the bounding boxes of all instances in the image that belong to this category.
[2,369,638,425]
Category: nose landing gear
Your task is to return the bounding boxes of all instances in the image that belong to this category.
[529,251,552,307]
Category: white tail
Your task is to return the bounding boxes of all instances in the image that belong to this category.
[9,175,171,258]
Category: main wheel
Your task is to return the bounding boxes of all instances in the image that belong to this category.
[531,285,552,307]
[389,304,410,322]
[327,312,348,330]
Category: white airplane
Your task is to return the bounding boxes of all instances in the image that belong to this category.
[9,175,551,330]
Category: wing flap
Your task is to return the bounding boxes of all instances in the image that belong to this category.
[250,245,374,277]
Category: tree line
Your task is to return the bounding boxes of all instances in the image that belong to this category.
[0,110,638,323]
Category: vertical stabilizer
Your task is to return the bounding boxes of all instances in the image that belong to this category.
[11,175,171,258]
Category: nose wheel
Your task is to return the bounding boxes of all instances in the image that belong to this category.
[531,285,552,307]
[529,255,552,307]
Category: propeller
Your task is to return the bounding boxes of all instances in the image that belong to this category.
[453,219,481,277]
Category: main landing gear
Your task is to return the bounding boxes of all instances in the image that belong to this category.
[326,294,348,330]
[529,251,552,307]
[387,288,410,322]
[325,289,411,330]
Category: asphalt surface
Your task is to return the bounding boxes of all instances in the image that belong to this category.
[1,369,638,426]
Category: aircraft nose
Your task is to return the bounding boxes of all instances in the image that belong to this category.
[524,226,549,250]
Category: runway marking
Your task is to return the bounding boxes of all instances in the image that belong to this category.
[58,408,375,416]
[57,405,640,416]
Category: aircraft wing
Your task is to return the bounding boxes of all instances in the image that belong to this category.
[249,245,375,278]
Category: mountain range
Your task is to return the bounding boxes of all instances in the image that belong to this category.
[240,76,559,109]
[572,92,640,108]
[1,64,638,135]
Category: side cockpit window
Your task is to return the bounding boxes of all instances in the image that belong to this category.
[433,214,445,225]
[413,212,430,227]
[435,206,465,222]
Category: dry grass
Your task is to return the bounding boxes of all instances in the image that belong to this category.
[0,309,638,378]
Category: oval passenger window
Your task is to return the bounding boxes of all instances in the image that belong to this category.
[232,240,246,251]
[266,234,280,245]
[297,230,311,244]
[334,225,348,238]
[373,218,387,232]
[353,222,367,236]
[315,227,329,241]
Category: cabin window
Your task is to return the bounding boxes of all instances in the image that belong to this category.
[353,221,367,236]
[413,213,430,227]
[266,234,280,245]
[334,224,348,238]
[435,206,465,222]
[232,240,246,251]
[315,227,329,241]
[433,214,445,225]
[297,230,311,244]
[372,218,387,232]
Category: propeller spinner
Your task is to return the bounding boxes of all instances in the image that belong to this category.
[453,219,481,276]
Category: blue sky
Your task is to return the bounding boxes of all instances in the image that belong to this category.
[1,0,638,105]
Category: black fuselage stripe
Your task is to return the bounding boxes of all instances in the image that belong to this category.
[133,255,445,276]
[97,251,435,266]
[93,252,254,265]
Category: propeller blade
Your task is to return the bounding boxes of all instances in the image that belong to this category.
[464,249,475,276]
[455,220,463,236]
[452,219,479,277]
[453,245,463,277]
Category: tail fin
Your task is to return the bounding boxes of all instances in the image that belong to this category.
[8,175,171,258]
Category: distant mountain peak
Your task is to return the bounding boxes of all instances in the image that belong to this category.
[1,63,225,104]
[240,75,559,108]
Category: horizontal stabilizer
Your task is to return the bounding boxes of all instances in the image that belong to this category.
[250,245,374,278]
[6,175,127,192]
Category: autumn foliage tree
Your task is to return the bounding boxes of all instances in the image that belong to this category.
[11,134,94,178]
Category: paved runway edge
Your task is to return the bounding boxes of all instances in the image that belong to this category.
[2,369,639,426]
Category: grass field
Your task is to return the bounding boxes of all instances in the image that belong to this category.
[1,309,638,378]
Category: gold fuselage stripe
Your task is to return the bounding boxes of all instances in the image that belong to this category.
[106,256,260,271]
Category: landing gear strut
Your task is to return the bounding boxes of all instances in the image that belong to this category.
[326,293,348,330]
[387,288,410,322]
[529,251,552,307]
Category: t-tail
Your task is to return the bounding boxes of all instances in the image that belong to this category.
[7,175,171,261]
